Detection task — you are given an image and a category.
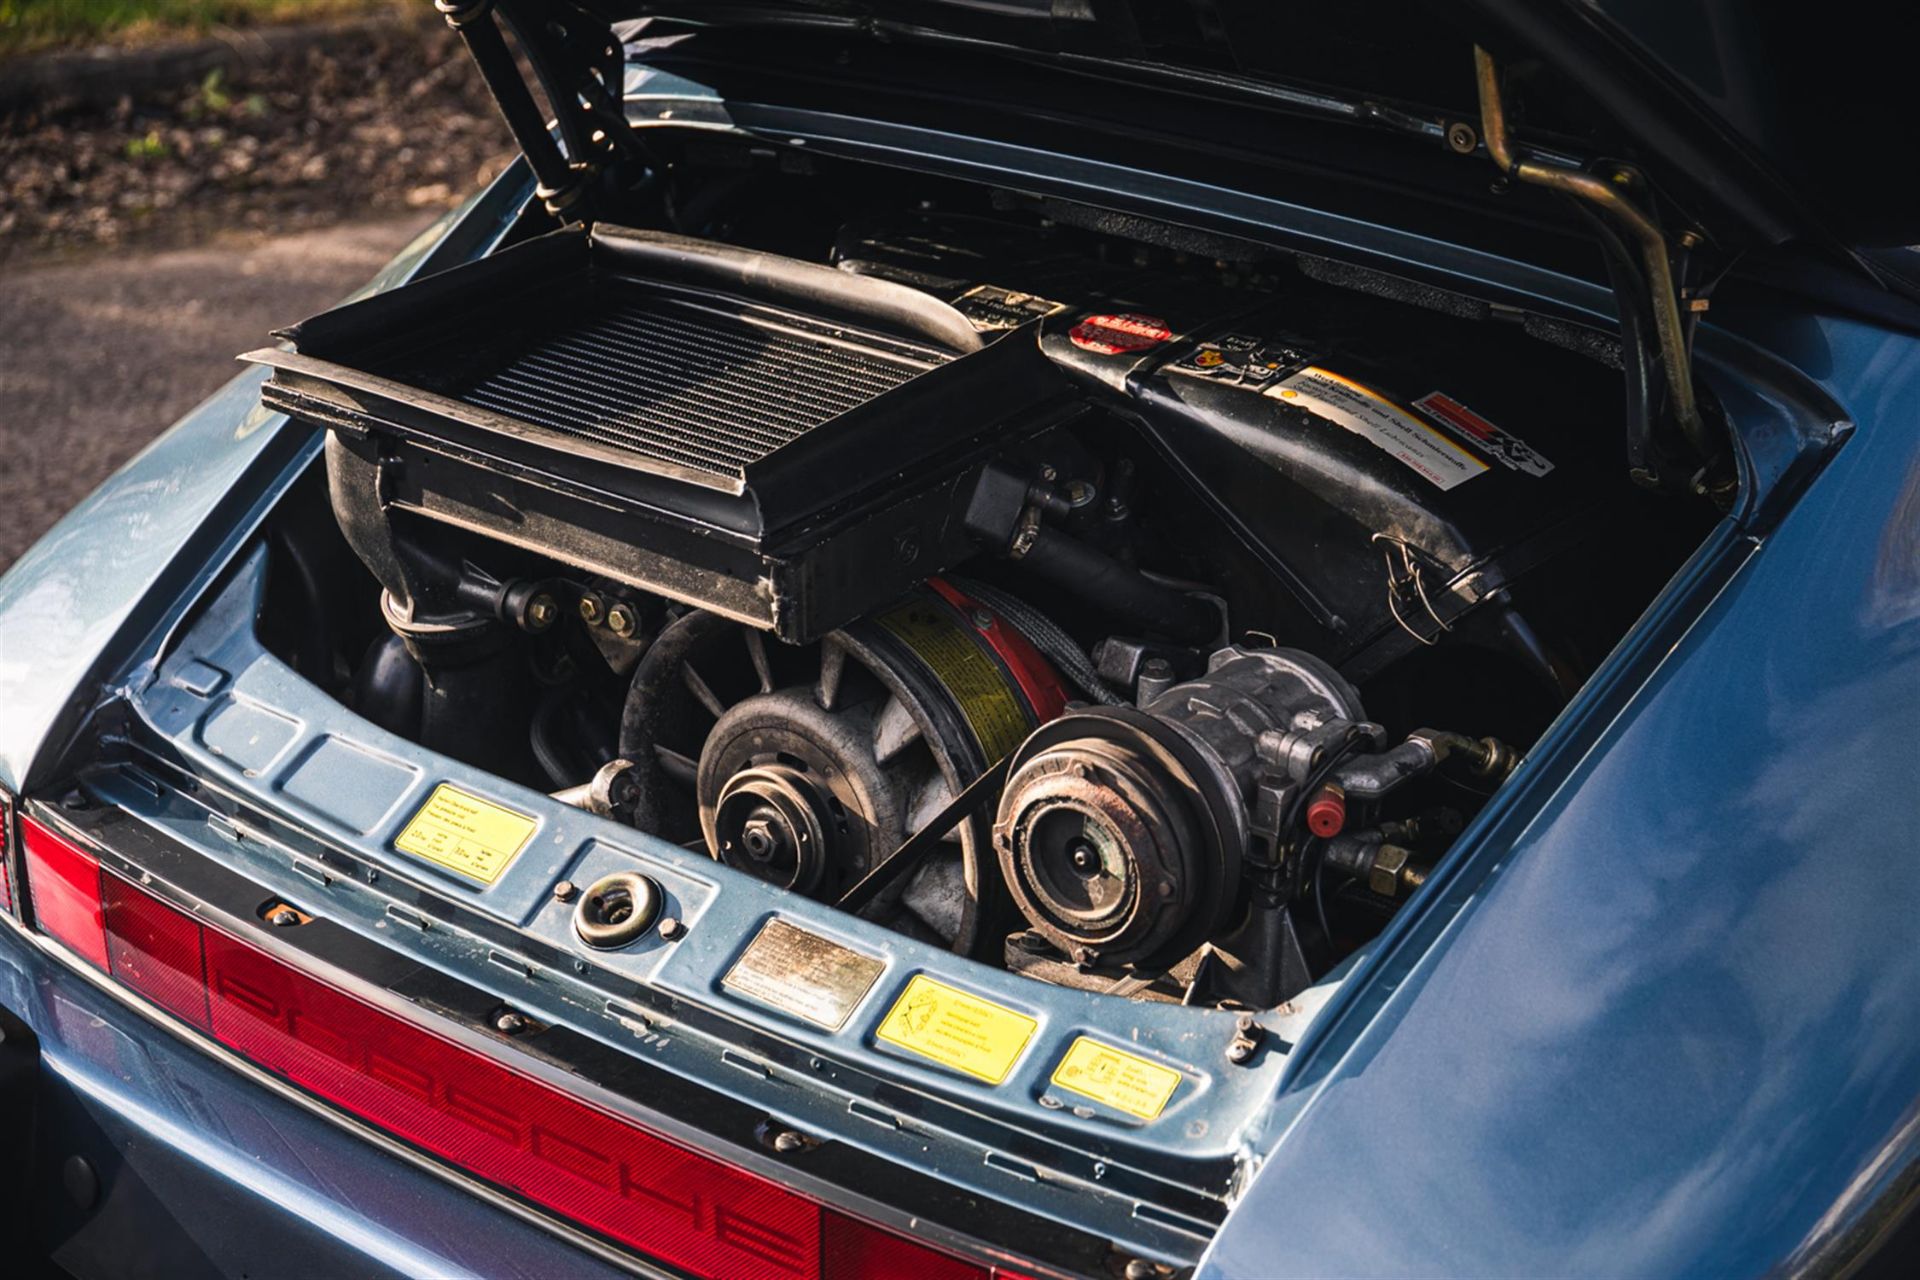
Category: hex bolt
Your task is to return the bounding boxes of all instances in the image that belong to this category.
[606,604,637,638]
[1226,1012,1262,1065]
[657,916,685,941]
[552,879,579,902]
[578,593,605,625]
[771,1130,806,1154]
[525,593,558,631]
[266,905,303,928]
[494,1010,529,1035]
[740,818,779,861]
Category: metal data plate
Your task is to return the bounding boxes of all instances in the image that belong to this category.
[722,918,886,1031]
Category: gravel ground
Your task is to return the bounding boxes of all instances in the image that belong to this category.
[0,14,517,571]
[0,214,434,571]
[0,16,511,262]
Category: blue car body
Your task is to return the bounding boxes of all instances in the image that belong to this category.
[4,5,1919,1277]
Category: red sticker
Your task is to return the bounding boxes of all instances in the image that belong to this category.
[1068,312,1172,355]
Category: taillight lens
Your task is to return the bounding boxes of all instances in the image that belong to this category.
[202,924,825,1278]
[103,872,212,1031]
[20,814,108,970]
[14,812,1034,1279]
[0,788,14,913]
[825,1211,1001,1279]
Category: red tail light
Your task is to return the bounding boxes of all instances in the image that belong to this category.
[102,872,212,1031]
[20,815,108,970]
[15,812,1035,1279]
[0,788,14,914]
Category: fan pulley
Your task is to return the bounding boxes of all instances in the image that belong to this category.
[656,584,1067,955]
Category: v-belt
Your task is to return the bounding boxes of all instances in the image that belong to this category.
[836,756,1012,916]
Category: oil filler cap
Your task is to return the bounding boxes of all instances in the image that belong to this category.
[573,871,663,949]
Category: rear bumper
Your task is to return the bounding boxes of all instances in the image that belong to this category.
[0,923,629,1280]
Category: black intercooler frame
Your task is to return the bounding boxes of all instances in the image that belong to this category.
[245,225,1077,642]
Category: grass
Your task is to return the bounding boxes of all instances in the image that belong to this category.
[0,0,411,58]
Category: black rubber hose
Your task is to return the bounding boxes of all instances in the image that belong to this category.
[617,608,733,832]
[1015,526,1220,646]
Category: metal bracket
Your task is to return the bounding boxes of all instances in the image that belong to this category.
[1225,1013,1265,1066]
[441,0,646,223]
[1471,47,1716,478]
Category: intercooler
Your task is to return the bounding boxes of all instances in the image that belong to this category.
[458,280,935,486]
[248,225,1072,642]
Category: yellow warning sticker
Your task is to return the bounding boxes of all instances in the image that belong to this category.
[875,974,1037,1084]
[1049,1036,1184,1120]
[1269,365,1488,491]
[394,784,537,884]
[877,601,1030,762]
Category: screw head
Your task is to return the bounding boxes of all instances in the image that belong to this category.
[525,593,557,631]
[1445,120,1478,153]
[606,604,636,637]
[578,594,604,625]
[771,1130,806,1154]
[494,1010,528,1035]
[553,879,578,902]
[657,916,685,941]
[267,906,301,928]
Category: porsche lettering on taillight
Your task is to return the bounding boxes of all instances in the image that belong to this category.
[11,811,1021,1280]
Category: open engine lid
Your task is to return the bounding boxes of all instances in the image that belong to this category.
[461,0,1917,251]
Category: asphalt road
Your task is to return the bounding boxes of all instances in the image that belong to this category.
[0,214,434,572]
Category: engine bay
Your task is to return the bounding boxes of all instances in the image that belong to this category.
[249,153,1712,1011]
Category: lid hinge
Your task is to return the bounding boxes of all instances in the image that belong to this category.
[437,0,644,222]
[1471,47,1731,501]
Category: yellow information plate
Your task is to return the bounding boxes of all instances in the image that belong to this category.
[394,784,537,884]
[875,974,1037,1084]
[1049,1036,1184,1120]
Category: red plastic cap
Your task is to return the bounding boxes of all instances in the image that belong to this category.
[1304,784,1347,839]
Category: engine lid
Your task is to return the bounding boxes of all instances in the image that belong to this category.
[459,0,1916,252]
